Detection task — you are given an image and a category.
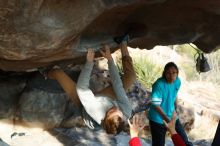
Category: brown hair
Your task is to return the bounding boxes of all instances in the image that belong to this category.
[102,112,125,135]
[162,62,179,79]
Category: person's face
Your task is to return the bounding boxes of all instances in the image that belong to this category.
[165,67,178,83]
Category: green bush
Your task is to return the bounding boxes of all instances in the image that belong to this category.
[181,62,199,81]
[175,44,197,59]
[117,56,163,89]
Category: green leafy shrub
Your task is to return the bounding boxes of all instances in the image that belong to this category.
[117,56,163,89]
[175,44,197,58]
[181,63,199,81]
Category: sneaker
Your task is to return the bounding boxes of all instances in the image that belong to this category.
[122,33,129,42]
[114,23,147,44]
[39,65,61,80]
[38,66,50,80]
[113,33,130,44]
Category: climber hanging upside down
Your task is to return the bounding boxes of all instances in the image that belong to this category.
[46,40,137,134]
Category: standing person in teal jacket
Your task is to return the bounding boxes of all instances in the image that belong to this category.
[148,62,193,146]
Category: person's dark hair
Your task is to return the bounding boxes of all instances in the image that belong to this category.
[162,62,179,78]
[102,113,125,135]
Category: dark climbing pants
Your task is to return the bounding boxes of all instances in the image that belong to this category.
[150,120,167,146]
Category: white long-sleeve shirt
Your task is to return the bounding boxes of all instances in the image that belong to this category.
[76,60,132,126]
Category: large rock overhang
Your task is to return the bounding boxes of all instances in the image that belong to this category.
[1,0,220,71]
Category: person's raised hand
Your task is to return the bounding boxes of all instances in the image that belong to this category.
[100,44,113,61]
[163,111,177,135]
[87,48,95,62]
[128,114,145,138]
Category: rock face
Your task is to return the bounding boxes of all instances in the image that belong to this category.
[1,0,220,71]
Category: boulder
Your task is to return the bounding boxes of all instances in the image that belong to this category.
[1,0,220,71]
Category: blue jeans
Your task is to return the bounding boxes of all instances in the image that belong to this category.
[150,119,193,146]
[175,119,193,146]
